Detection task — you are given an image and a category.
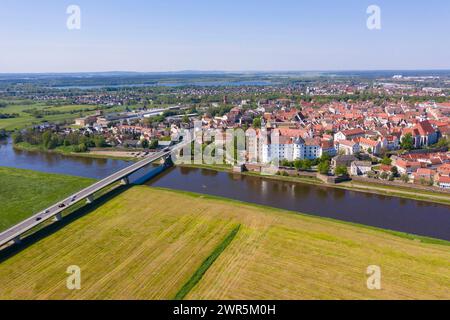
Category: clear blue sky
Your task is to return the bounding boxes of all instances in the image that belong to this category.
[1,0,449,72]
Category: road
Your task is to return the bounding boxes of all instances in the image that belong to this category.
[0,145,181,249]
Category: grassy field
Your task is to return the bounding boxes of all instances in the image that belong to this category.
[0,186,448,300]
[0,167,95,232]
[0,101,99,131]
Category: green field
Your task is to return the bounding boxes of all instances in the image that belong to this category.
[0,100,99,131]
[0,167,95,232]
[0,186,448,300]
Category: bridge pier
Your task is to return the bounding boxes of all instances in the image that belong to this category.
[86,195,94,204]
[163,155,174,168]
[12,236,21,245]
[120,177,130,185]
[53,213,62,222]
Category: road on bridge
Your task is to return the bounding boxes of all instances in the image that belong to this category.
[0,144,183,249]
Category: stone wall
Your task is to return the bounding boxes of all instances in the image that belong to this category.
[351,176,450,194]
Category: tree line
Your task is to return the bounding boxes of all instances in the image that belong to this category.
[12,129,108,153]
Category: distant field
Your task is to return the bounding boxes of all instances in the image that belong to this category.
[0,101,98,131]
[0,186,448,300]
[0,167,94,232]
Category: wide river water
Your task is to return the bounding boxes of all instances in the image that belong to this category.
[1,138,449,240]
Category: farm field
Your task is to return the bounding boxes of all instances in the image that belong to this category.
[0,100,99,131]
[0,167,95,232]
[0,186,448,300]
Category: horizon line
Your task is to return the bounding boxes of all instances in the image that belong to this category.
[1,68,450,76]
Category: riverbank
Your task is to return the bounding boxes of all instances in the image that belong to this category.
[13,142,140,162]
[178,163,450,206]
[0,167,95,232]
[1,186,448,299]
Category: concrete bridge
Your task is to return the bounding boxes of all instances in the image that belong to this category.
[0,144,183,249]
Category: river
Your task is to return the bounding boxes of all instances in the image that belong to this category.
[1,139,449,240]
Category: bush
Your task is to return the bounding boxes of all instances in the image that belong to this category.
[73,143,88,153]
[335,165,348,176]
[380,172,389,180]
[400,174,410,183]
[12,132,23,144]
[381,156,392,166]
[318,161,330,175]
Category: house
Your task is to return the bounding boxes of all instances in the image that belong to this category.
[379,164,394,174]
[437,175,450,189]
[395,159,422,175]
[437,163,450,176]
[350,161,372,176]
[384,135,400,151]
[75,115,98,127]
[335,140,360,155]
[358,137,382,155]
[334,128,365,141]
[331,155,358,168]
[321,139,337,157]
[302,138,322,160]
[412,168,435,185]
[401,120,438,148]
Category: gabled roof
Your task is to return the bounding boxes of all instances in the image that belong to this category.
[340,128,365,137]
[416,120,435,136]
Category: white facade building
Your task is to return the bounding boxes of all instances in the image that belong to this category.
[261,137,322,163]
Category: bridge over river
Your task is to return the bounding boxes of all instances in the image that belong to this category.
[0,144,184,249]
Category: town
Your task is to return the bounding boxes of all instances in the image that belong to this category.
[7,75,450,190]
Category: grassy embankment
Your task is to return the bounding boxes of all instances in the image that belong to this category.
[180,163,450,205]
[0,186,448,300]
[0,167,95,232]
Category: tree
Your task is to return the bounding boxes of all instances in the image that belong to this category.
[42,131,52,149]
[12,131,23,144]
[294,160,302,171]
[141,139,149,149]
[74,143,87,153]
[94,136,107,148]
[335,165,348,176]
[301,159,312,170]
[252,117,262,128]
[380,171,389,180]
[149,139,159,149]
[318,161,330,175]
[48,136,59,149]
[400,174,410,183]
[182,114,190,124]
[320,153,332,162]
[381,156,392,166]
[281,160,293,168]
[400,133,414,151]
[435,138,449,149]
[390,166,398,177]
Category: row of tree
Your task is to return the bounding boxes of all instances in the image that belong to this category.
[279,154,334,175]
[12,129,108,152]
[0,113,19,119]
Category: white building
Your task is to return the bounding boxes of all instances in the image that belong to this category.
[350,161,372,176]
[261,136,322,163]
[335,140,360,155]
